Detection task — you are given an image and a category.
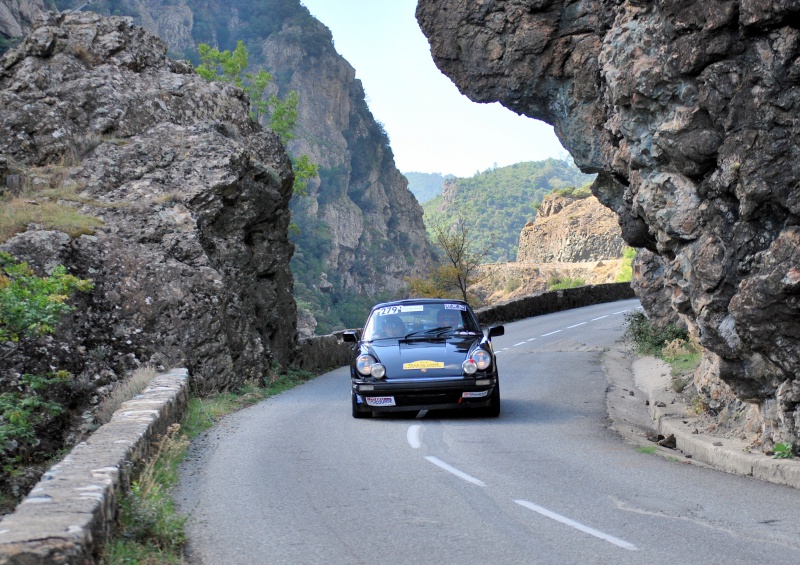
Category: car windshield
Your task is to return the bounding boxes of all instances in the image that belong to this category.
[362,302,481,341]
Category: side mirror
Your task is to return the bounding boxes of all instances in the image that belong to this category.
[342,331,359,343]
[488,325,504,338]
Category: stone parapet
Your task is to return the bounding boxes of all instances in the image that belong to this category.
[475,282,636,327]
[296,331,355,373]
[0,369,189,565]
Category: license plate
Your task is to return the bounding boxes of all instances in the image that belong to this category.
[366,396,396,407]
[462,391,489,398]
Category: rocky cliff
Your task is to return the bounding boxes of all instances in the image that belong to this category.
[417,1,800,446]
[260,18,435,308]
[0,0,41,45]
[43,0,435,334]
[1,12,297,396]
[518,194,625,263]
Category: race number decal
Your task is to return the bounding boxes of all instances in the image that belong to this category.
[376,305,424,316]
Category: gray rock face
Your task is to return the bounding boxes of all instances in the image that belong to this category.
[417,1,800,444]
[0,0,43,39]
[0,12,297,394]
[517,194,626,263]
[85,0,436,331]
[259,18,436,298]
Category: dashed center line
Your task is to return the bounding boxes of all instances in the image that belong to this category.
[513,341,526,347]
[407,425,422,448]
[591,315,608,321]
[515,500,639,551]
[541,330,562,337]
[567,322,587,329]
[425,456,486,486]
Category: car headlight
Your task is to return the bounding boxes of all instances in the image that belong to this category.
[356,355,385,378]
[472,349,491,370]
[462,358,478,375]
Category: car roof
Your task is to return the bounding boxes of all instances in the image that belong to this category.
[370,298,471,310]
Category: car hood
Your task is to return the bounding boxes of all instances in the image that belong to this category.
[368,335,480,379]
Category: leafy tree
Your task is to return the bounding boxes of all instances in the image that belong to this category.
[193,41,318,193]
[291,155,319,197]
[409,211,496,305]
[616,247,636,283]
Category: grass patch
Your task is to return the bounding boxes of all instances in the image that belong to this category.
[96,366,157,426]
[0,196,105,242]
[104,423,189,565]
[102,366,317,563]
[547,275,585,291]
[637,446,657,454]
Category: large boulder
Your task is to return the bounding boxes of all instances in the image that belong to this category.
[417,0,800,445]
[0,11,297,395]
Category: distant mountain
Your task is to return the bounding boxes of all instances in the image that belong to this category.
[422,159,596,263]
[404,171,455,204]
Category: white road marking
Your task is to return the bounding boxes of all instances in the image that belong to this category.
[407,425,422,448]
[425,456,486,487]
[591,315,609,321]
[515,500,638,551]
[513,341,526,347]
[613,310,628,315]
[526,338,537,342]
[567,322,587,329]
[541,330,562,337]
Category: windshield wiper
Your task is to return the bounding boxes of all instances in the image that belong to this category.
[403,326,453,338]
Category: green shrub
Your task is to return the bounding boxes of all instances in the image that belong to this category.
[623,311,689,356]
[616,247,636,283]
[0,372,72,459]
[547,276,585,290]
[0,252,94,341]
[504,277,521,293]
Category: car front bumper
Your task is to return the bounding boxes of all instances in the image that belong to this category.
[351,375,497,413]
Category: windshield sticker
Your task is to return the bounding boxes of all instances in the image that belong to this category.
[444,304,467,311]
[403,360,445,370]
[376,305,424,316]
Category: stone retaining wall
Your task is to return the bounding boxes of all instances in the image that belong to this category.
[0,369,189,565]
[474,282,635,326]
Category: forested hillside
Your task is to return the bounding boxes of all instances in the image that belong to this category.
[422,159,596,262]
[404,171,455,204]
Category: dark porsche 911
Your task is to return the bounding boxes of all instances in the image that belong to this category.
[343,298,504,418]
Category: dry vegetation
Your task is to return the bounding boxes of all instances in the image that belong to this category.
[472,259,625,306]
[0,162,108,243]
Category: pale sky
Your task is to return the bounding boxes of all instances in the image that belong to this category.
[299,0,566,178]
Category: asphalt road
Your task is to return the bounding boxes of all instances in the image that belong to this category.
[176,299,800,565]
